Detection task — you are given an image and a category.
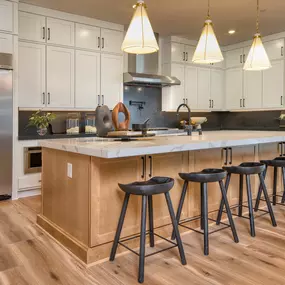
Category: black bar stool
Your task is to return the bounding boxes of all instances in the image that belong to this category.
[110,177,186,284]
[255,157,285,210]
[216,162,277,237]
[172,169,239,256]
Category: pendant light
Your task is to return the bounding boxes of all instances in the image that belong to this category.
[244,0,271,71]
[192,0,224,64]
[121,0,159,54]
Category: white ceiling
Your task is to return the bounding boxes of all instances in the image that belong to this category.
[20,0,285,45]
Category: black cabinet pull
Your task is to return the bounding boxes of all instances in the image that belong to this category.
[243,54,245,63]
[229,147,233,165]
[281,96,283,106]
[186,52,188,61]
[223,148,228,165]
[149,156,152,177]
[102,37,105,49]
[98,37,101,48]
[42,92,45,105]
[243,98,245,108]
[141,156,146,179]
[47,92,50,104]
[102,95,104,105]
[47,28,50,40]
[42,27,45,40]
[209,99,211,108]
[281,46,284,57]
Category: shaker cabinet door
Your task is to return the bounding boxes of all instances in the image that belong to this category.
[47,46,74,108]
[210,69,224,110]
[75,23,101,51]
[46,18,75,47]
[225,67,243,110]
[75,50,101,108]
[18,42,46,108]
[101,53,123,109]
[263,60,284,108]
[185,65,198,109]
[243,70,262,109]
[100,28,123,54]
[0,0,13,33]
[19,12,46,43]
[197,67,211,109]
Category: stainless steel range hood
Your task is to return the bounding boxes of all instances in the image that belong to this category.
[123,34,180,87]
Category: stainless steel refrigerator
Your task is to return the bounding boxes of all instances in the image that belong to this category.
[0,53,13,200]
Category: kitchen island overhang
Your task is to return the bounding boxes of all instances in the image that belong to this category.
[38,131,285,264]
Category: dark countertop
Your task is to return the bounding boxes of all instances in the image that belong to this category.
[18,133,98,141]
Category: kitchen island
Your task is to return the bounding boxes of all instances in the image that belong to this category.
[38,131,285,264]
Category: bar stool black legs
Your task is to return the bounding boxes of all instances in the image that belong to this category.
[110,193,130,261]
[110,177,186,284]
[217,162,277,238]
[172,169,239,256]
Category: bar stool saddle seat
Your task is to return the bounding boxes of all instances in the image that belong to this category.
[179,169,227,183]
[118,177,174,196]
[223,162,265,175]
[260,157,285,167]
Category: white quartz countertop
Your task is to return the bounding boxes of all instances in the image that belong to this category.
[39,131,285,159]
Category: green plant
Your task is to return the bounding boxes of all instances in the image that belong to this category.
[28,110,56,129]
[279,114,285,121]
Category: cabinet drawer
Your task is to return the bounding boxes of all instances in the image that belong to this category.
[18,173,41,190]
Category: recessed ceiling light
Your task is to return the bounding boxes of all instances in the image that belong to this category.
[228,30,236,35]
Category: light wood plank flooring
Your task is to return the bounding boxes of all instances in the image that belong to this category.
[1,195,285,284]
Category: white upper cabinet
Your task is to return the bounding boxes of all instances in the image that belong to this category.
[46,18,75,47]
[263,39,284,60]
[171,42,185,63]
[263,60,284,108]
[75,23,101,51]
[0,0,13,33]
[100,28,123,54]
[226,48,244,69]
[210,69,224,110]
[197,68,211,109]
[185,65,198,109]
[184,45,195,63]
[225,67,243,109]
[75,50,100,108]
[243,70,262,109]
[18,42,46,108]
[47,46,74,107]
[101,53,123,109]
[0,33,12,53]
[19,12,46,42]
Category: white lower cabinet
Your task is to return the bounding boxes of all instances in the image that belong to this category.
[101,53,123,109]
[75,50,101,108]
[47,46,74,107]
[225,67,243,110]
[18,42,46,108]
[263,60,284,108]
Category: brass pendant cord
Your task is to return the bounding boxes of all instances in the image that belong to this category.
[207,0,210,19]
[256,0,260,33]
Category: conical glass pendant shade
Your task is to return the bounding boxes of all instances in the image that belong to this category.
[244,33,271,71]
[121,1,159,54]
[192,19,224,64]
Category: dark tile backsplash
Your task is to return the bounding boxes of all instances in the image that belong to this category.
[19,86,283,137]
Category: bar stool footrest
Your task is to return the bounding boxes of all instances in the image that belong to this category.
[222,204,270,219]
[118,231,178,258]
[178,216,231,235]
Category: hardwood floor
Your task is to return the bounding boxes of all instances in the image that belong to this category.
[1,195,285,284]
